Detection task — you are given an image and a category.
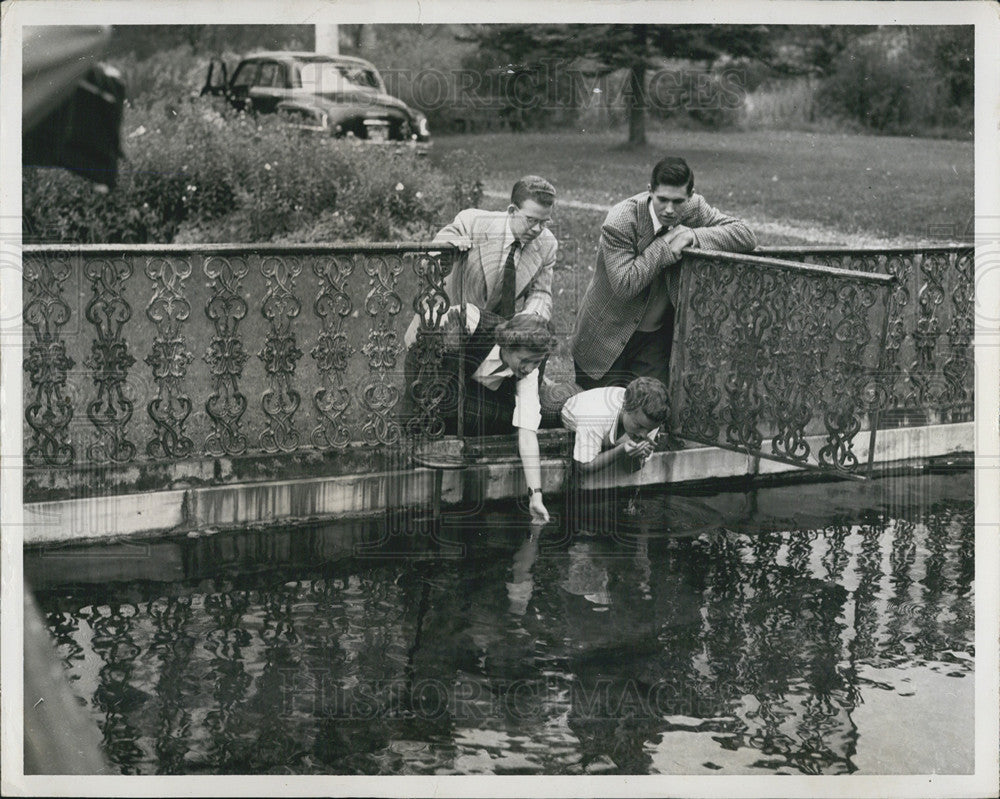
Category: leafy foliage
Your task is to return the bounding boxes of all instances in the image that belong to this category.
[459,24,776,142]
[23,102,483,244]
[818,28,972,135]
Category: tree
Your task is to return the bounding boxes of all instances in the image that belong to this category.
[462,24,774,145]
[107,25,315,59]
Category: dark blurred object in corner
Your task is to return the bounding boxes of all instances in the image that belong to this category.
[20,24,118,776]
[22,25,125,189]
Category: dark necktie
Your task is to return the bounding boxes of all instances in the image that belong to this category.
[499,240,520,318]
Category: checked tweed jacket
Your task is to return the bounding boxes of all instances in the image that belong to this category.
[571,191,757,381]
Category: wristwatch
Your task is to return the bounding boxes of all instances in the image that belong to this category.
[527,487,541,499]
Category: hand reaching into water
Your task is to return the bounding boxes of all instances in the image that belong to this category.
[529,492,550,525]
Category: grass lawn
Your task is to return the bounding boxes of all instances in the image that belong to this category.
[430,128,974,243]
[429,127,974,382]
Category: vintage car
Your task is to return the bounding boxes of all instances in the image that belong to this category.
[201,51,430,149]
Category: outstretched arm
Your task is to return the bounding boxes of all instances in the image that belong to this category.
[517,427,549,523]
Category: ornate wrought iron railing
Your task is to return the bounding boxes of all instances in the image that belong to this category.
[22,244,454,471]
[22,243,971,485]
[670,250,896,478]
[755,246,974,426]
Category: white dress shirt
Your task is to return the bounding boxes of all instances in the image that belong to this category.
[560,386,659,464]
[465,305,542,432]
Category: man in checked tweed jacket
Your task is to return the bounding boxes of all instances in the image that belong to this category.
[572,156,757,391]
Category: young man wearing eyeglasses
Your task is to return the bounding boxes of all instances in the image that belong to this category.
[404,175,557,351]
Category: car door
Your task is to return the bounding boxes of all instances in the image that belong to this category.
[249,60,286,114]
[228,60,259,111]
[200,58,229,97]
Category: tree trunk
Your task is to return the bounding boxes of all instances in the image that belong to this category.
[627,25,648,146]
[355,24,376,55]
[314,24,340,55]
[627,61,647,145]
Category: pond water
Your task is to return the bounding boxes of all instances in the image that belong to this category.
[26,468,974,776]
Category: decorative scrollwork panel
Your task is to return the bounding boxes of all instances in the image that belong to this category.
[203,256,250,457]
[403,250,455,441]
[23,255,76,466]
[258,256,303,453]
[755,247,973,424]
[358,254,404,447]
[310,255,355,451]
[941,249,974,411]
[145,257,194,459]
[905,251,948,411]
[671,252,893,477]
[84,258,137,464]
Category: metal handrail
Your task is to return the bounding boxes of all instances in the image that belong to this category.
[687,248,896,283]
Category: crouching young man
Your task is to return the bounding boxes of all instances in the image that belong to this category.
[406,307,558,524]
[560,377,669,478]
[559,376,669,532]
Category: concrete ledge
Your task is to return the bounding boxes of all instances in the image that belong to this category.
[580,422,975,489]
[185,468,444,530]
[21,422,974,546]
[24,490,187,547]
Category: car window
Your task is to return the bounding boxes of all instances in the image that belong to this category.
[231,62,258,88]
[343,67,381,91]
[257,62,282,88]
[300,63,381,93]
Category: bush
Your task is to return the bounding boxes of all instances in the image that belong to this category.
[817,34,950,134]
[111,45,208,110]
[23,101,484,245]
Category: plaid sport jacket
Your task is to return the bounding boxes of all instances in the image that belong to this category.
[571,191,757,381]
[437,208,556,320]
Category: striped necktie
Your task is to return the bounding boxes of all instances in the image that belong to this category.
[499,240,520,318]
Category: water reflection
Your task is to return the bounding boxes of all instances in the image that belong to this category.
[28,470,975,775]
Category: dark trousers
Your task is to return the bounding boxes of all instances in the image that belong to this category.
[401,343,517,437]
[453,379,516,437]
[574,308,674,391]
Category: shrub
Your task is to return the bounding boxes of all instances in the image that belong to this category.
[24,101,484,245]
[645,66,744,130]
[110,45,208,110]
[817,34,949,134]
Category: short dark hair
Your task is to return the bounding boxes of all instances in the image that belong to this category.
[650,157,694,194]
[623,376,669,424]
[511,175,556,208]
[495,313,557,355]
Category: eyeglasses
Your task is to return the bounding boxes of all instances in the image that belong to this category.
[521,213,551,228]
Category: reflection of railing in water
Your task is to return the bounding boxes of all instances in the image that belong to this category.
[35,484,974,775]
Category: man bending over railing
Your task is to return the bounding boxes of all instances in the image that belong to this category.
[572,156,757,392]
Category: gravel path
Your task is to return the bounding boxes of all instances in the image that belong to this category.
[482,189,958,248]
